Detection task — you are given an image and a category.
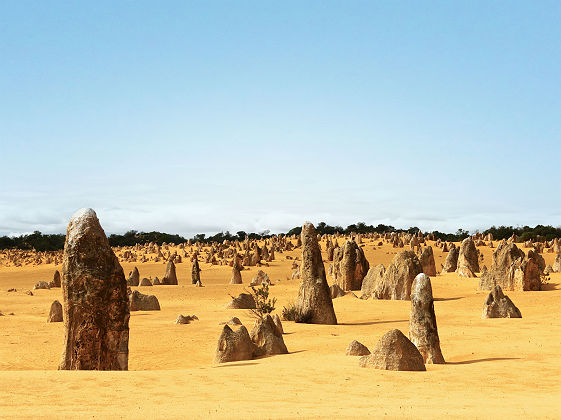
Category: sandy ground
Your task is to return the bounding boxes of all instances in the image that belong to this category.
[1,240,560,419]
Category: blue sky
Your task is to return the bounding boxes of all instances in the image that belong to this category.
[1,1,560,236]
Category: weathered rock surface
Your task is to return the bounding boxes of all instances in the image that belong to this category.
[219,317,242,326]
[59,208,129,371]
[419,246,437,277]
[192,259,201,284]
[372,251,422,300]
[139,278,152,286]
[47,300,63,323]
[127,267,140,287]
[230,258,243,284]
[359,329,426,371]
[33,281,51,290]
[409,274,445,364]
[294,223,337,324]
[479,241,542,291]
[129,290,161,311]
[330,283,347,299]
[214,325,257,363]
[360,264,385,299]
[250,315,288,356]
[175,314,199,324]
[482,285,522,318]
[50,270,61,288]
[250,270,270,287]
[272,314,284,335]
[346,340,370,356]
[162,261,178,285]
[456,237,480,276]
[553,253,561,273]
[226,293,256,309]
[441,248,459,273]
[332,240,370,291]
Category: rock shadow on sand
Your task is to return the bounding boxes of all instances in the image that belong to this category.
[447,357,520,365]
[433,296,463,302]
[339,319,408,326]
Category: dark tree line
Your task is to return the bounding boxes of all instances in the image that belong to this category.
[1,223,560,252]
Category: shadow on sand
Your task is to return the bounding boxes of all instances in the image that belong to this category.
[541,283,559,291]
[214,362,259,368]
[434,296,464,302]
[447,357,520,365]
[339,319,408,326]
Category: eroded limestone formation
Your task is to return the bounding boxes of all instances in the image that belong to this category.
[59,208,129,371]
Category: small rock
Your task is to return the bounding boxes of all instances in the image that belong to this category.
[359,329,426,371]
[139,278,153,286]
[346,340,370,356]
[33,281,51,290]
[225,293,256,309]
[482,285,522,318]
[47,300,63,322]
[175,314,199,324]
[129,290,160,311]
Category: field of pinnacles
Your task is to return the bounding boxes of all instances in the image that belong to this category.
[1,209,561,419]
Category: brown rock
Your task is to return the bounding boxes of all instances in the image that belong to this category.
[47,300,63,323]
[162,260,178,285]
[175,314,199,324]
[372,251,422,300]
[329,283,347,299]
[360,264,385,299]
[419,246,437,277]
[51,270,61,288]
[33,281,51,290]
[358,329,426,371]
[139,278,153,286]
[250,315,288,356]
[272,314,284,335]
[129,290,160,311]
[59,208,129,371]
[230,256,243,284]
[553,253,561,273]
[482,285,522,318]
[250,270,270,287]
[479,241,541,291]
[295,223,337,324]
[214,325,257,363]
[126,267,140,287]
[332,240,370,291]
[456,237,480,275]
[408,274,445,364]
[346,340,370,356]
[191,258,201,284]
[226,293,256,309]
[441,248,459,273]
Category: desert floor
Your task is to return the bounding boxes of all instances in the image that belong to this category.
[1,240,560,419]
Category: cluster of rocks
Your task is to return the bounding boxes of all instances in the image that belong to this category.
[214,314,287,363]
[360,251,422,300]
[351,273,445,371]
[478,241,544,291]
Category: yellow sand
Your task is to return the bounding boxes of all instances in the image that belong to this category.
[1,240,560,419]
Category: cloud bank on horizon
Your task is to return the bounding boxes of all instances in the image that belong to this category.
[1,2,560,237]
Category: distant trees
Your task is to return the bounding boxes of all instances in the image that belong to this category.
[108,230,187,247]
[483,225,561,242]
[0,231,65,252]
[1,223,560,251]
